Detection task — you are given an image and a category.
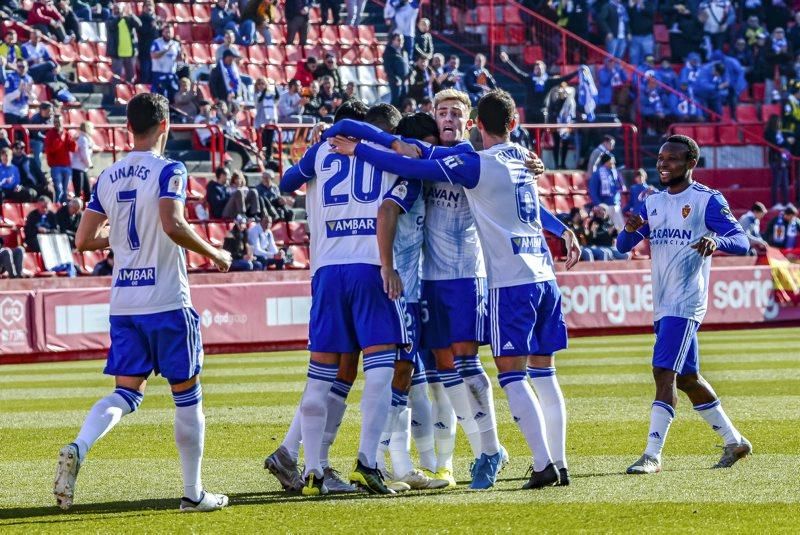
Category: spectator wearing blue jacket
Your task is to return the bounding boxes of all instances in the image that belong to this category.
[623,168,656,216]
[678,52,702,93]
[670,86,704,122]
[640,74,669,134]
[3,59,33,124]
[596,58,627,114]
[694,56,744,118]
[656,58,678,90]
[708,50,747,119]
[588,153,625,230]
[0,146,35,202]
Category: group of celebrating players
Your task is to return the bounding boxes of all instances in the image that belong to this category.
[52,86,753,512]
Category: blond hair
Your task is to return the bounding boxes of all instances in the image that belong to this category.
[79,121,94,135]
[433,89,471,112]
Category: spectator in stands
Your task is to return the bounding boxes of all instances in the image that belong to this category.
[408,55,434,103]
[70,121,94,201]
[449,0,474,35]
[345,0,367,25]
[509,113,532,150]
[23,195,58,252]
[670,85,703,122]
[763,205,800,249]
[622,168,655,216]
[0,129,9,150]
[173,77,202,123]
[27,0,71,43]
[56,0,82,42]
[595,57,628,116]
[320,0,341,25]
[738,202,768,254]
[694,59,732,118]
[256,169,293,221]
[137,0,160,84]
[27,101,53,170]
[0,235,24,278]
[254,77,278,162]
[441,54,466,92]
[56,197,82,248]
[278,79,311,123]
[588,153,625,230]
[640,74,669,135]
[383,33,409,107]
[662,2,703,64]
[740,15,768,47]
[317,76,337,109]
[303,80,323,118]
[3,59,33,125]
[194,100,217,147]
[588,134,615,174]
[766,26,793,87]
[248,215,285,269]
[223,214,259,270]
[342,81,360,102]
[656,57,679,89]
[21,29,61,85]
[384,0,420,59]
[628,0,655,68]
[0,30,23,65]
[782,81,800,144]
[789,12,800,51]
[499,53,578,124]
[765,114,792,208]
[92,250,114,276]
[215,29,241,62]
[698,0,734,55]
[464,53,496,105]
[679,51,703,94]
[211,0,242,42]
[545,82,575,169]
[0,146,36,202]
[596,0,629,59]
[401,97,417,114]
[414,18,433,60]
[150,25,182,102]
[210,49,245,109]
[285,0,311,46]
[217,102,258,172]
[106,3,142,84]
[586,204,628,260]
[560,207,594,262]
[314,53,343,93]
[43,114,76,203]
[207,166,232,219]
[419,95,433,114]
[241,0,278,45]
[295,56,318,87]
[12,141,53,200]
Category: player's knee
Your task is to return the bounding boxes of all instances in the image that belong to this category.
[113,386,144,413]
[171,383,203,408]
[300,386,328,418]
[676,373,700,392]
[392,361,414,391]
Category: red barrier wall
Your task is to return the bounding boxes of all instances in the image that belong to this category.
[1,261,798,363]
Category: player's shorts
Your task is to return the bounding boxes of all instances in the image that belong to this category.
[420,277,487,349]
[399,302,422,367]
[309,264,409,353]
[652,316,700,375]
[488,280,567,357]
[105,307,203,384]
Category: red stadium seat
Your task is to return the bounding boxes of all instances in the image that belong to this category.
[338,25,356,46]
[205,221,231,246]
[189,176,208,199]
[95,62,115,83]
[308,6,321,23]
[305,25,320,46]
[694,125,717,145]
[761,104,781,121]
[271,222,289,245]
[476,6,492,23]
[173,3,192,23]
[718,124,742,145]
[288,221,310,244]
[63,108,87,124]
[503,5,522,23]
[0,226,21,248]
[186,250,211,271]
[539,194,555,211]
[75,62,96,83]
[570,172,588,193]
[672,125,695,138]
[654,24,669,43]
[247,63,267,80]
[536,174,553,194]
[157,3,175,22]
[96,42,110,63]
[357,26,376,46]
[266,45,286,65]
[375,64,387,84]
[285,45,303,64]
[751,83,765,102]
[248,45,267,65]
[192,4,211,23]
[266,65,287,85]
[737,105,758,123]
[320,26,338,46]
[192,24,214,43]
[268,24,286,45]
[87,109,108,125]
[553,195,573,213]
[77,41,97,62]
[340,47,358,66]
[552,172,571,193]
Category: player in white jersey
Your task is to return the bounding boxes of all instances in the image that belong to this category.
[616,135,752,474]
[279,103,411,496]
[53,93,232,512]
[329,89,583,489]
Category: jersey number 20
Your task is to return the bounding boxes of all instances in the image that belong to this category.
[117,189,141,250]
[321,154,383,206]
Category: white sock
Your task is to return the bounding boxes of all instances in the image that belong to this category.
[528,366,568,469]
[301,361,338,477]
[409,382,436,472]
[74,387,142,462]
[429,381,456,471]
[438,368,482,459]
[281,404,302,461]
[321,379,352,469]
[173,383,205,502]
[377,399,400,473]
[499,371,553,471]
[358,350,395,467]
[694,399,743,445]
[389,391,414,478]
[457,356,500,456]
[644,401,675,458]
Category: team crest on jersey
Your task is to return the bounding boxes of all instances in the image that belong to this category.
[681,204,691,219]
[393,181,408,200]
[720,206,737,222]
[168,168,184,194]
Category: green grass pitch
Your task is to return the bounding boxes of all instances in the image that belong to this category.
[1,327,799,533]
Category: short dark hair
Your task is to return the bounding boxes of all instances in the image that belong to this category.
[477,89,516,137]
[366,103,402,134]
[127,93,169,135]
[333,98,369,123]
[215,166,230,178]
[603,134,615,144]
[751,202,767,213]
[396,112,438,141]
[665,134,700,161]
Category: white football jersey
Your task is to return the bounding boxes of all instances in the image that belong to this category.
[297,141,406,275]
[87,151,191,316]
[393,194,425,303]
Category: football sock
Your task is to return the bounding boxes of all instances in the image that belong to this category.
[74,387,142,462]
[358,350,395,468]
[499,371,553,471]
[409,382,436,472]
[301,361,337,477]
[439,368,482,459]
[377,391,401,473]
[457,355,500,456]
[320,379,352,469]
[528,366,568,469]
[429,381,456,471]
[173,383,205,502]
[389,390,414,478]
[644,401,675,458]
[281,405,302,461]
[693,399,743,445]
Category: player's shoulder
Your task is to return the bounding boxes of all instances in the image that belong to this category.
[689,181,720,196]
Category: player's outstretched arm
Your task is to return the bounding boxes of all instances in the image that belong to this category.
[280,143,321,193]
[696,193,749,256]
[541,207,581,270]
[377,200,403,300]
[75,210,110,252]
[159,199,232,272]
[616,207,650,254]
[322,119,424,158]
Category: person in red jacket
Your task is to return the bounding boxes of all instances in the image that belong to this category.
[27,0,70,43]
[44,114,76,202]
[295,56,318,87]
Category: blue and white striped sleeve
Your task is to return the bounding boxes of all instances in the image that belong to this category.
[158,161,188,201]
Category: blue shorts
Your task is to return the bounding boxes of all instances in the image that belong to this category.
[105,308,203,384]
[420,277,487,349]
[309,264,409,353]
[653,316,700,375]
[488,280,567,357]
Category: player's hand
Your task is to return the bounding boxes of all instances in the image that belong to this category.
[562,229,581,270]
[690,236,717,257]
[524,150,545,176]
[329,135,358,156]
[310,122,331,144]
[213,249,233,272]
[391,139,421,158]
[380,266,403,300]
[499,51,509,63]
[624,214,645,233]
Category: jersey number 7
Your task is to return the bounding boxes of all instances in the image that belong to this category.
[117,189,141,250]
